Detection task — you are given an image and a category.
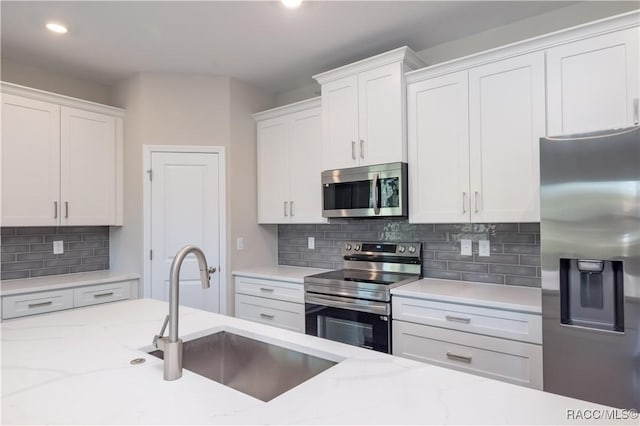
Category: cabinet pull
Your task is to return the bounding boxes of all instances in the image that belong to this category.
[260,313,274,319]
[65,201,69,219]
[28,301,53,309]
[290,200,294,217]
[474,191,479,214]
[634,98,639,125]
[284,201,288,217]
[54,201,58,219]
[260,287,274,293]
[351,141,356,160]
[446,352,472,363]
[93,292,114,298]
[360,139,365,159]
[462,192,467,214]
[445,315,471,324]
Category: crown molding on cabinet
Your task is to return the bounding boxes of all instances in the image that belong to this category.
[252,96,321,121]
[313,46,425,85]
[405,9,640,83]
[0,81,125,117]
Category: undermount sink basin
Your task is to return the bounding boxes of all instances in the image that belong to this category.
[149,331,337,401]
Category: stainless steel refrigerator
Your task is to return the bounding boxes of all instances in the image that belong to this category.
[540,126,639,409]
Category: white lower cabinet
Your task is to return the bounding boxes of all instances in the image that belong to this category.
[234,276,305,332]
[392,296,543,389]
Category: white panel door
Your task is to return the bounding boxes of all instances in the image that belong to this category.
[469,52,545,222]
[257,118,290,223]
[60,107,116,225]
[150,152,221,313]
[547,28,640,135]
[1,94,60,226]
[289,107,326,224]
[408,71,470,223]
[321,75,359,170]
[358,62,404,166]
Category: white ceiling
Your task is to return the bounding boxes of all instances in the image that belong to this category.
[0,1,591,94]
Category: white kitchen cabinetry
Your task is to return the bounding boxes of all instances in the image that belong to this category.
[314,47,424,171]
[546,27,639,135]
[1,82,124,226]
[255,97,325,224]
[234,275,305,333]
[392,295,543,389]
[407,52,545,223]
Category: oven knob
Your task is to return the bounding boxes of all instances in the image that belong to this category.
[408,246,416,254]
[354,244,361,251]
[398,245,406,253]
[345,243,352,251]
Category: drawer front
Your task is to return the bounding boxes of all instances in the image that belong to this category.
[393,320,543,389]
[235,276,304,303]
[235,294,304,333]
[2,289,74,319]
[74,281,132,308]
[392,296,542,344]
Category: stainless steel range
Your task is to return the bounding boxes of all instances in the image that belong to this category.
[304,241,422,353]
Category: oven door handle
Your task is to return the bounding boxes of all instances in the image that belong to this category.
[305,293,389,316]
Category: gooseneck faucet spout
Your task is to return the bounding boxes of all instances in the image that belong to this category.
[152,245,213,381]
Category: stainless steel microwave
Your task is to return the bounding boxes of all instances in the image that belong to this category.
[322,162,408,218]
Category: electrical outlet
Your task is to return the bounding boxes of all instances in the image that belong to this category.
[236,237,244,251]
[308,237,315,250]
[53,240,64,254]
[460,239,472,256]
[479,240,491,257]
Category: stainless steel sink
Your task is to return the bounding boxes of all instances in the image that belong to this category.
[149,331,337,401]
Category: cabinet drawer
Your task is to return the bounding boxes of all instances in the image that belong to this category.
[235,294,304,333]
[393,320,542,389]
[392,296,542,344]
[74,281,131,308]
[2,289,74,319]
[235,276,304,303]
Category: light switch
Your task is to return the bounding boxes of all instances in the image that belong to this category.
[53,240,64,254]
[236,237,244,251]
[479,240,491,257]
[308,237,315,250]
[460,239,472,256]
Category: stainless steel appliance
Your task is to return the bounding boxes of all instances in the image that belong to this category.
[304,241,421,353]
[540,126,639,409]
[322,162,408,218]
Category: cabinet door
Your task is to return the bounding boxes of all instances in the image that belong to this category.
[407,71,470,223]
[358,62,405,166]
[547,28,639,135]
[1,94,60,226]
[321,75,359,170]
[469,52,545,222]
[60,107,117,225]
[257,117,290,223]
[288,107,326,224]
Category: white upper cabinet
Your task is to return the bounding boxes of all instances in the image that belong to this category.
[546,27,639,135]
[1,83,124,227]
[314,47,424,171]
[255,98,326,224]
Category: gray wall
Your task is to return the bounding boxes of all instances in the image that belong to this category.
[278,220,540,287]
[1,226,110,280]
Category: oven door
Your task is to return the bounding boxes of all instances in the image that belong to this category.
[305,293,391,353]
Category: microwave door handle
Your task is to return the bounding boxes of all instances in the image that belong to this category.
[373,173,380,215]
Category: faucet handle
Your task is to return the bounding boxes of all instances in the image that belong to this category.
[153,314,170,348]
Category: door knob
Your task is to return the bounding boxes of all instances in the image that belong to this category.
[208,267,217,274]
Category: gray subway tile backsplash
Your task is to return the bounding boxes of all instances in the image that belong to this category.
[1,226,109,280]
[278,219,541,288]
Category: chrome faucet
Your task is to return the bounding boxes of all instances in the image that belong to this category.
[152,245,215,381]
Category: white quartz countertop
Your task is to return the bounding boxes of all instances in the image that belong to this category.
[391,278,542,314]
[232,265,330,283]
[0,270,140,296]
[2,298,628,425]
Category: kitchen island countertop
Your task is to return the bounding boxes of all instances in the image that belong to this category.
[1,298,629,425]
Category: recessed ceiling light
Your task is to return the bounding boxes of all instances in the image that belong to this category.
[46,22,68,34]
[281,0,303,9]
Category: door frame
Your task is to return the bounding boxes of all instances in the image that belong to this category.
[142,145,228,315]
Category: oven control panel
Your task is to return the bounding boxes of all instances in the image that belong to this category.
[343,241,421,258]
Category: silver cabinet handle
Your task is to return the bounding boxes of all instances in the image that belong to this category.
[474,191,479,214]
[446,352,472,363]
[351,141,356,160]
[445,315,471,324]
[260,313,274,319]
[462,192,467,214]
[93,292,114,298]
[54,201,58,219]
[634,98,639,125]
[65,201,69,219]
[290,200,294,217]
[360,139,365,159]
[284,201,288,217]
[260,287,274,293]
[28,301,53,309]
